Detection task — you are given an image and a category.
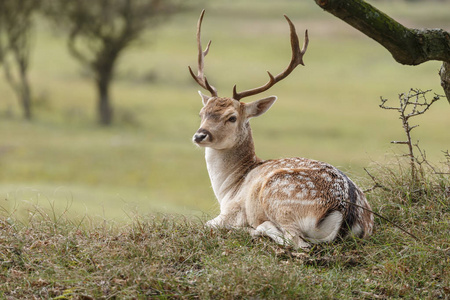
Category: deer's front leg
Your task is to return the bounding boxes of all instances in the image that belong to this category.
[205,215,226,228]
[206,201,248,229]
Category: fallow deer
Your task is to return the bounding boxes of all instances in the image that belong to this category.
[189,10,373,249]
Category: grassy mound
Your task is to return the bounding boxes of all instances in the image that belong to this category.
[1,164,448,299]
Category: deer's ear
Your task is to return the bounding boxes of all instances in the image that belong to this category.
[244,96,277,119]
[198,91,212,106]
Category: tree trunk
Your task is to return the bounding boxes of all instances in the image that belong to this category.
[94,46,119,126]
[97,76,113,126]
[313,0,450,103]
[19,62,32,120]
[3,54,33,120]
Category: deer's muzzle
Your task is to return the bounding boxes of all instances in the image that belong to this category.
[193,128,212,144]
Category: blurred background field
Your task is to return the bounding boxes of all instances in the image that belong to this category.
[0,0,449,221]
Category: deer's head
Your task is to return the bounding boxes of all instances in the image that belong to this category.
[190,10,308,150]
[193,94,277,150]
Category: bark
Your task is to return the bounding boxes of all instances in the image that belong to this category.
[19,62,32,120]
[0,0,38,120]
[440,62,450,101]
[313,0,450,102]
[93,43,121,126]
[3,52,32,120]
[94,50,116,126]
[97,78,112,126]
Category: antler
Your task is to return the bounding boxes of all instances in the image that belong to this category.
[188,9,218,97]
[232,16,309,101]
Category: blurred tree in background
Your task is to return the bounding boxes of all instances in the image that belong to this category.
[44,0,187,125]
[0,0,41,120]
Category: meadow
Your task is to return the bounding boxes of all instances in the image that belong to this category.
[0,0,449,219]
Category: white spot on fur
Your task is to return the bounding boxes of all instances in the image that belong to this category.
[295,190,308,199]
[282,185,296,195]
[280,199,317,206]
[280,179,290,186]
[321,173,332,182]
[306,181,315,189]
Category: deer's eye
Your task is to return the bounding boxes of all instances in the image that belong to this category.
[227,116,237,123]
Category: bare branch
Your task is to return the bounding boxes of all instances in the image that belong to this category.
[313,0,450,103]
[380,89,442,181]
[363,168,390,193]
[313,0,450,65]
[414,142,450,175]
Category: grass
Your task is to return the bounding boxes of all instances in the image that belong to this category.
[1,161,449,298]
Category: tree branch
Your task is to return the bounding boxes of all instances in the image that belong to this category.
[314,0,450,101]
[314,0,450,65]
[440,62,450,101]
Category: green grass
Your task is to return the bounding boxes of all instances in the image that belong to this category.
[1,161,449,298]
[0,0,449,220]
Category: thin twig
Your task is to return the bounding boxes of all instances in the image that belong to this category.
[380,89,442,182]
[342,200,420,241]
[414,141,450,175]
[362,168,390,193]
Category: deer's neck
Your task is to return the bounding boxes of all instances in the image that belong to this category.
[205,128,261,205]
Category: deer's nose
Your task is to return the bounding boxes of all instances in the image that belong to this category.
[194,133,207,143]
[193,128,212,144]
